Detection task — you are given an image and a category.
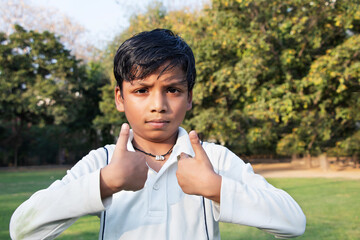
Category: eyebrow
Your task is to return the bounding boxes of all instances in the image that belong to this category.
[163,77,188,87]
[133,77,188,87]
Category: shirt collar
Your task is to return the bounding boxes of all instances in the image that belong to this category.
[126,127,194,171]
[172,127,194,158]
[126,129,135,152]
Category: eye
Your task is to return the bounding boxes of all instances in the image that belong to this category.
[167,87,181,94]
[134,88,148,94]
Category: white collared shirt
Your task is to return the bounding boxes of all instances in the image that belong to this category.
[10,127,306,240]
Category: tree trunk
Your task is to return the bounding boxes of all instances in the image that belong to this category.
[291,154,301,168]
[14,144,19,167]
[319,153,330,171]
[12,117,22,168]
[353,154,359,168]
[304,153,312,168]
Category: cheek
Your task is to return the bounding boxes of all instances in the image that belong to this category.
[124,98,142,111]
[123,102,140,120]
[173,101,190,117]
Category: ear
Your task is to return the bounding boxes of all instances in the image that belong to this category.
[115,86,125,112]
[187,90,193,111]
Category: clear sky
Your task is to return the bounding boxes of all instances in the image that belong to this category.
[31,0,133,46]
[31,0,207,47]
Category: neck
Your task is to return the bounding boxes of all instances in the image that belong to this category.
[132,140,176,156]
[131,132,178,156]
[133,144,175,161]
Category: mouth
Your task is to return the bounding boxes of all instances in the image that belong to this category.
[145,119,170,128]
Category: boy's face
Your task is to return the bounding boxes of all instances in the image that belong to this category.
[115,64,192,145]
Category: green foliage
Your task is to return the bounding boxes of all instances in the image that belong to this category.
[0,25,78,124]
[93,78,126,143]
[0,25,78,165]
[96,0,359,158]
[2,0,359,165]
[276,132,306,156]
[0,25,108,166]
[189,0,360,157]
[328,130,360,157]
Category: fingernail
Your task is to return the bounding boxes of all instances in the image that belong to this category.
[178,153,193,159]
[122,123,129,130]
[190,130,198,139]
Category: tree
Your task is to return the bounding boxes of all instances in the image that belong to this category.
[276,34,360,157]
[186,0,359,159]
[97,0,359,161]
[0,25,84,166]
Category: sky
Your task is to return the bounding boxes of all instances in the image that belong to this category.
[30,0,207,48]
[31,0,138,47]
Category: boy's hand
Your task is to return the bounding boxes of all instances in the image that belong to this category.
[176,131,222,203]
[100,123,148,199]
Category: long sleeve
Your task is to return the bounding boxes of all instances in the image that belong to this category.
[9,147,111,240]
[205,143,306,238]
[10,129,306,240]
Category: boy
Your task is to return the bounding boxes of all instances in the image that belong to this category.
[10,29,306,239]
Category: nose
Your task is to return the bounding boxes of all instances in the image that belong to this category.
[150,91,168,113]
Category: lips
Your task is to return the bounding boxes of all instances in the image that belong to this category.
[145,119,170,128]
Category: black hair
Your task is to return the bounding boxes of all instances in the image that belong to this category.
[113,29,196,92]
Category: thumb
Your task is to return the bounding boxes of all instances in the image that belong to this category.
[117,123,130,151]
[189,130,208,161]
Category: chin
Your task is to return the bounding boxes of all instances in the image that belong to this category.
[147,133,175,143]
[139,129,179,143]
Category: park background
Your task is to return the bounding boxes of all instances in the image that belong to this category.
[0,0,359,239]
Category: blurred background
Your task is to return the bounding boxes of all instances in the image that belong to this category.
[0,0,359,169]
[1,1,359,239]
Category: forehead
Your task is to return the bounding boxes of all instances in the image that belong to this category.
[130,64,187,86]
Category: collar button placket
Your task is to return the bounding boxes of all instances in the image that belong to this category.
[148,172,167,217]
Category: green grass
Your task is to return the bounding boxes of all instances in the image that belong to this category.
[220,178,360,240]
[1,169,359,239]
[0,169,99,239]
